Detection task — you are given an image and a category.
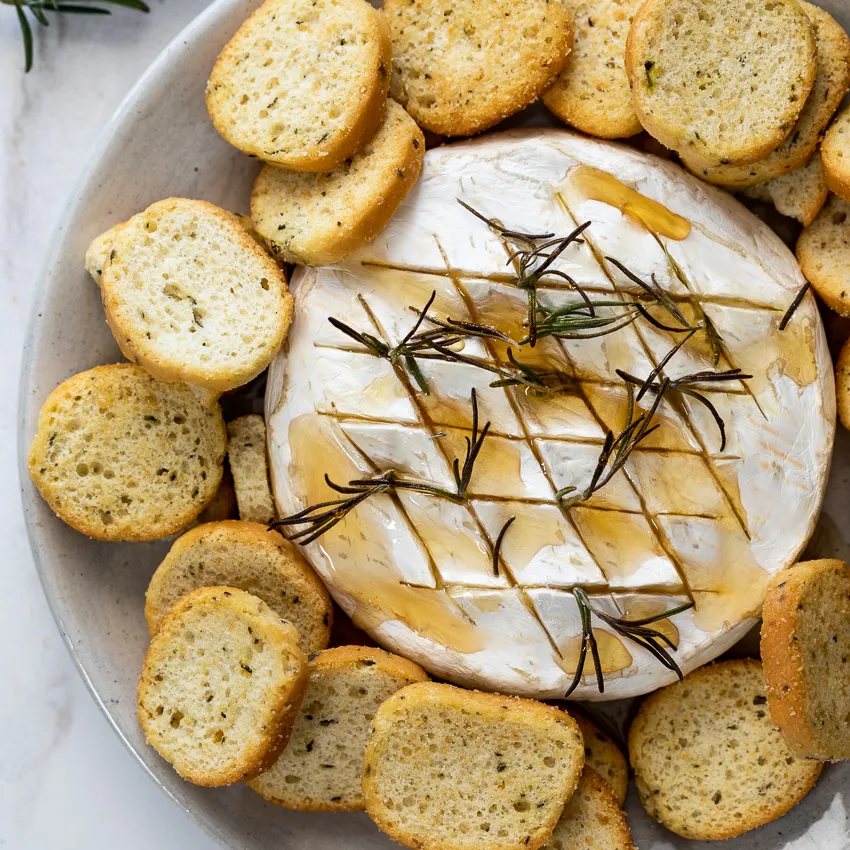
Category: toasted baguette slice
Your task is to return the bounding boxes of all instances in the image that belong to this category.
[542,0,642,139]
[226,415,275,524]
[137,586,308,786]
[797,194,850,316]
[145,521,332,654]
[85,222,126,285]
[682,3,850,187]
[251,100,424,266]
[206,0,391,172]
[100,198,292,392]
[838,336,850,429]
[823,105,850,202]
[742,154,828,226]
[249,646,428,810]
[363,682,584,850]
[28,363,226,541]
[629,659,822,841]
[197,461,238,523]
[569,712,628,806]
[626,0,818,168]
[385,0,572,137]
[541,768,634,850]
[762,559,850,761]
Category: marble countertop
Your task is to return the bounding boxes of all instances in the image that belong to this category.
[1,4,217,847]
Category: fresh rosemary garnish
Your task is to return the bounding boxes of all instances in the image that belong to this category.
[458,199,595,347]
[617,368,752,452]
[271,392,491,544]
[556,381,666,507]
[564,588,694,697]
[528,299,645,343]
[8,0,149,73]
[330,292,577,397]
[779,281,811,331]
[491,516,516,578]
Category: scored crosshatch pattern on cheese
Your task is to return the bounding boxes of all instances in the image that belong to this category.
[267,133,833,699]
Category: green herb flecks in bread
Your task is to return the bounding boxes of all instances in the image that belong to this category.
[823,104,850,202]
[385,0,572,137]
[226,415,275,524]
[250,646,428,810]
[742,153,828,226]
[626,0,818,168]
[251,100,424,266]
[28,363,226,541]
[100,198,292,391]
[206,0,391,172]
[797,193,850,316]
[137,586,308,786]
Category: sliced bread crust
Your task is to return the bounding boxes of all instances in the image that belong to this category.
[100,198,292,392]
[385,0,572,137]
[541,767,634,850]
[251,100,424,266]
[742,153,828,226]
[137,586,309,786]
[629,659,822,840]
[27,363,226,541]
[145,520,332,654]
[626,0,818,168]
[682,2,850,187]
[362,682,585,850]
[249,646,429,810]
[542,0,642,139]
[838,335,850,430]
[569,712,628,806]
[206,0,391,172]
[226,415,276,524]
[797,193,850,316]
[762,559,850,761]
[823,105,850,202]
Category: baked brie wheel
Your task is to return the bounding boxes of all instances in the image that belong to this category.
[266,130,834,700]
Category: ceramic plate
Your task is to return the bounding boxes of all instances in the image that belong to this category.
[18,0,850,846]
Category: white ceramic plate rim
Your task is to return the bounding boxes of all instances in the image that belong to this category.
[17,1,243,845]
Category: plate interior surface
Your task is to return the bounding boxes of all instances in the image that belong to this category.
[18,0,850,846]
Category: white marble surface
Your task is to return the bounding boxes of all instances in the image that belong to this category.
[0,4,218,847]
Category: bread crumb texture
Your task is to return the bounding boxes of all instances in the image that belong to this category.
[197,461,238,523]
[797,193,850,316]
[628,659,822,840]
[626,0,818,168]
[682,2,850,186]
[823,105,850,202]
[569,712,628,806]
[362,682,584,850]
[100,198,292,391]
[385,0,572,137]
[226,415,276,524]
[540,767,634,850]
[251,99,424,266]
[206,0,391,171]
[27,363,225,541]
[85,222,126,285]
[250,646,429,810]
[543,0,642,139]
[137,586,308,786]
[145,520,332,654]
[742,153,828,225]
[762,559,850,760]
[838,336,850,430]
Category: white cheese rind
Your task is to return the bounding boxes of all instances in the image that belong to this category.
[266,129,834,700]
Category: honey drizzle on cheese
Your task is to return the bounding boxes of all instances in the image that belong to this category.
[569,166,691,240]
[558,630,633,676]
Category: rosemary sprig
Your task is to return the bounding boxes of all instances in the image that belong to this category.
[270,392,492,544]
[564,588,695,697]
[617,368,752,452]
[330,293,579,397]
[556,381,666,507]
[458,199,595,347]
[527,299,646,343]
[491,516,516,577]
[7,0,149,72]
[779,282,811,331]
